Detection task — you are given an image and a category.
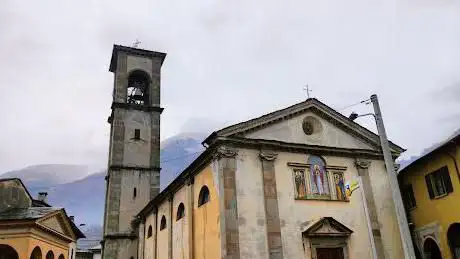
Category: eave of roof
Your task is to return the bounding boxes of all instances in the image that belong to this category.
[109,44,167,72]
[399,132,460,176]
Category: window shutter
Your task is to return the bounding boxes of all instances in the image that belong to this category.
[425,174,434,199]
[441,166,453,193]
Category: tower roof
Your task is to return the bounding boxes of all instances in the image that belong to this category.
[109,44,167,72]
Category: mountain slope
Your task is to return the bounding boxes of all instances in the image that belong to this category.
[1,164,91,197]
[0,132,207,226]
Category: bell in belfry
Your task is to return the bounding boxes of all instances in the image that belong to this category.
[132,87,144,101]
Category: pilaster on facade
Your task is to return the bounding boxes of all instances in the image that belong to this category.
[259,151,284,259]
[214,146,239,160]
[214,146,240,258]
[259,151,278,161]
[354,158,386,259]
[355,159,372,170]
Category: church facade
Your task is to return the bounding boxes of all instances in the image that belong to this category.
[102,45,406,259]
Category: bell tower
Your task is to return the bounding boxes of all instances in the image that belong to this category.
[102,45,166,259]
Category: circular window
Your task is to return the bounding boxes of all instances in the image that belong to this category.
[302,116,322,135]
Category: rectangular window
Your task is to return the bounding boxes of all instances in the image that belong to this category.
[134,129,140,140]
[402,184,416,209]
[425,166,453,199]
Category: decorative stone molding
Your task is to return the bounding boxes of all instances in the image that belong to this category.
[214,146,238,159]
[259,151,278,161]
[355,159,371,169]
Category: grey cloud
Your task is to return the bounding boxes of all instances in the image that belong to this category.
[1,0,460,172]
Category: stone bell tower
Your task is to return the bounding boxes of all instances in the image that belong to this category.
[102,45,166,259]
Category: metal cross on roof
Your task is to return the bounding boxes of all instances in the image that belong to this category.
[303,84,313,99]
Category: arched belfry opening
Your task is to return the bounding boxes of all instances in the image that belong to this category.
[127,70,150,105]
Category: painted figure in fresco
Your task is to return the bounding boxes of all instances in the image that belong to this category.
[313,164,324,194]
[334,173,346,201]
[311,164,329,195]
[308,155,330,195]
[294,170,306,197]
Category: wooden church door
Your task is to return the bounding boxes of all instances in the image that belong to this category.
[316,247,345,259]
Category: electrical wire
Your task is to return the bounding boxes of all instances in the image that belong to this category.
[335,98,371,112]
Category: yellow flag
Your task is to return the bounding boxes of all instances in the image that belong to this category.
[345,178,360,197]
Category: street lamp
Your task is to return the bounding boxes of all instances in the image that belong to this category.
[349,94,416,259]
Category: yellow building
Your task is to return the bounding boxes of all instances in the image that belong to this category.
[0,178,85,259]
[398,132,460,259]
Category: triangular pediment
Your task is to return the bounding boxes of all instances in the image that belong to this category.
[301,217,353,237]
[36,210,75,240]
[203,98,404,154]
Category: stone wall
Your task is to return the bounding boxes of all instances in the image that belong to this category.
[0,179,32,212]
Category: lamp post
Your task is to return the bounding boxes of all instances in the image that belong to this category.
[349,94,416,259]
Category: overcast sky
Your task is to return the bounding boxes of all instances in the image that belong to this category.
[1,0,459,173]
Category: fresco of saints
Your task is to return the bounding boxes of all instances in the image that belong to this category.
[294,170,306,197]
[334,173,346,201]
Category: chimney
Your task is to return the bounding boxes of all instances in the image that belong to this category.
[69,216,75,222]
[37,192,48,202]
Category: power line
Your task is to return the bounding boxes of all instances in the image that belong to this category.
[335,98,371,111]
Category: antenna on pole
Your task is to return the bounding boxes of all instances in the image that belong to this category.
[303,85,313,99]
[132,38,141,48]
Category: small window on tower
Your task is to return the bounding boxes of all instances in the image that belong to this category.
[133,188,137,198]
[134,129,140,140]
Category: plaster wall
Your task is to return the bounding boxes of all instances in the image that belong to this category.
[172,185,189,259]
[193,165,221,259]
[144,212,156,259]
[233,150,269,258]
[244,112,374,150]
[234,148,404,259]
[157,199,170,259]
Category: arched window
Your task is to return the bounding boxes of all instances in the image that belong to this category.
[45,250,54,259]
[30,246,42,259]
[147,225,153,238]
[0,244,19,259]
[126,70,150,105]
[198,186,210,207]
[176,203,185,221]
[160,216,167,230]
[58,255,64,259]
[448,223,460,258]
[423,238,442,259]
